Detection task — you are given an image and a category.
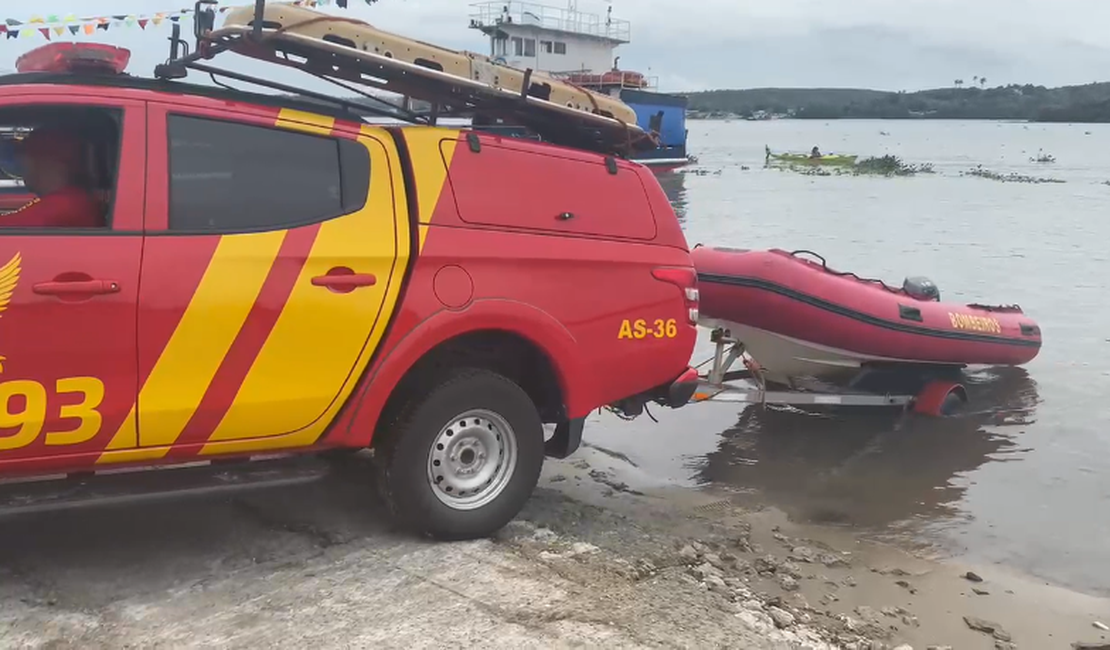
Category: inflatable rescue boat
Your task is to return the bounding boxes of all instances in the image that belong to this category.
[692,247,1042,385]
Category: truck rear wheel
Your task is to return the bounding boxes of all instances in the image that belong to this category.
[375,368,545,540]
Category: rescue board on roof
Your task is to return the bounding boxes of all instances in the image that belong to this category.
[208,3,655,156]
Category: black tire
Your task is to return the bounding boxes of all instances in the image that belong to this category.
[374,367,545,541]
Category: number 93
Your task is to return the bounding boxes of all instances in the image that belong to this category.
[0,377,104,451]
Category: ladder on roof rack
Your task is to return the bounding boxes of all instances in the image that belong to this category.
[155,0,656,158]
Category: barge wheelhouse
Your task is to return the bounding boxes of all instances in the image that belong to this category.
[469,1,691,171]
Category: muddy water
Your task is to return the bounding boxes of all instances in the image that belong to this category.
[588,119,1110,597]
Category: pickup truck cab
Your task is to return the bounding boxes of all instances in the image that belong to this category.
[0,42,699,540]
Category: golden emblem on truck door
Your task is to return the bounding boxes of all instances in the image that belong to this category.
[0,252,20,373]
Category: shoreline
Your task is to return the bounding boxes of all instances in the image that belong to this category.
[536,445,1110,649]
[0,447,1105,648]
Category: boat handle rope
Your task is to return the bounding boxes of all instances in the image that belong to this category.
[789,249,905,296]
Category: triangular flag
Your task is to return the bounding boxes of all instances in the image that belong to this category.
[138,18,149,29]
[68,24,80,35]
[112,15,127,21]
[97,22,109,31]
[83,23,95,35]
[53,26,65,36]
[46,15,60,23]
[38,27,51,40]
[152,13,165,26]
[170,15,181,23]
[63,14,78,23]
[6,29,17,40]
[29,16,45,24]
[5,19,22,27]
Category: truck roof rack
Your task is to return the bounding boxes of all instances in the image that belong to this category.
[155,0,656,157]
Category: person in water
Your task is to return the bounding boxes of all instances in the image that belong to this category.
[810,146,822,159]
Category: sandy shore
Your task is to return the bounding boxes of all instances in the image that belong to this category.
[0,447,1106,649]
[548,445,1110,649]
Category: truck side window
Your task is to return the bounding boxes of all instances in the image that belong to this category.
[0,105,122,229]
[166,115,369,232]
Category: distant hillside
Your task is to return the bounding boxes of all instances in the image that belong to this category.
[687,83,1110,122]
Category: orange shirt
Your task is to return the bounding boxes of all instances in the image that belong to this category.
[2,187,101,228]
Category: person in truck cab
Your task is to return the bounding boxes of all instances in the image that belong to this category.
[1,126,101,228]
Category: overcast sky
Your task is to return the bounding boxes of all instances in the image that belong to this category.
[8,0,1110,92]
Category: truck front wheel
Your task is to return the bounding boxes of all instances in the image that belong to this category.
[375,368,545,540]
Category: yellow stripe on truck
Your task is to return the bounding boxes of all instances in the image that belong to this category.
[201,127,410,454]
[98,111,335,464]
[275,108,335,135]
[397,127,458,251]
[97,231,286,463]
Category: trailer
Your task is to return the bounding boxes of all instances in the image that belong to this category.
[690,328,969,417]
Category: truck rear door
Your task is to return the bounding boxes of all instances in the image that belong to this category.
[134,103,409,458]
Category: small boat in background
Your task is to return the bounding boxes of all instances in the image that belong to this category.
[692,246,1042,388]
[767,150,858,166]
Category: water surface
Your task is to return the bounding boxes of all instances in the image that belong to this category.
[589,119,1110,597]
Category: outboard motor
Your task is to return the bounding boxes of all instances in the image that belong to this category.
[903,276,940,301]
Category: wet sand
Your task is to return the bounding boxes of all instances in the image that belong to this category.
[551,445,1110,649]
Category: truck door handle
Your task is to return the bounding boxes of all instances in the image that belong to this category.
[311,270,377,293]
[33,279,120,296]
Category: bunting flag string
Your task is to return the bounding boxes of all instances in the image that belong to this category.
[2,9,196,42]
[0,0,349,43]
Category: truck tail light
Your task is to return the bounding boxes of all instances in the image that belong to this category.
[652,266,700,325]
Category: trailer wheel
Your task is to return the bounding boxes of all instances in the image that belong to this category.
[374,368,545,540]
[912,380,968,417]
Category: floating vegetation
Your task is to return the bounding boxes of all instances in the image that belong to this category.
[1030,150,1056,163]
[851,155,934,177]
[785,166,832,176]
[962,165,1065,184]
[768,154,933,177]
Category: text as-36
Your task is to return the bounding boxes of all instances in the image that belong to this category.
[618,318,678,340]
[0,377,104,451]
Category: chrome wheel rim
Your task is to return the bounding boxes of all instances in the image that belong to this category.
[426,409,517,511]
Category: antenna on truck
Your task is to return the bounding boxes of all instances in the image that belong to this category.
[251,0,266,41]
[156,0,216,78]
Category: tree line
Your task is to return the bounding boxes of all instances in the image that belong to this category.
[686,82,1110,122]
